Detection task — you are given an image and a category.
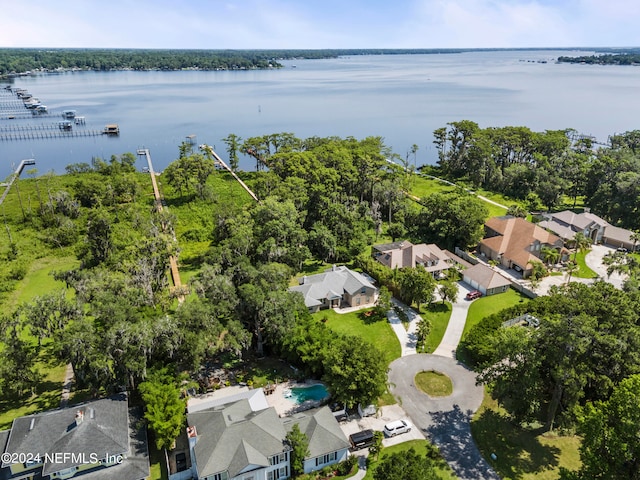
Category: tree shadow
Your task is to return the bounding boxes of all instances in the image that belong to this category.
[426,404,501,480]
[470,407,561,479]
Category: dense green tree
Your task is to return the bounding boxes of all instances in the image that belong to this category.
[221,133,243,171]
[439,280,458,304]
[164,151,216,199]
[373,448,439,480]
[416,317,432,351]
[562,374,640,480]
[399,267,436,311]
[323,336,387,408]
[285,423,309,477]
[19,289,80,347]
[412,191,488,250]
[139,368,187,451]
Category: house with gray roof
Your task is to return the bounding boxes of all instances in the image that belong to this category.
[539,210,609,243]
[289,265,376,313]
[282,408,350,475]
[180,398,350,480]
[0,393,149,480]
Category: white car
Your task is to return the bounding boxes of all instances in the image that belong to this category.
[383,419,412,437]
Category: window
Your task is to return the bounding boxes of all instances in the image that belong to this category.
[360,288,366,294]
[315,452,337,467]
[267,467,288,480]
[269,453,287,465]
[211,472,229,480]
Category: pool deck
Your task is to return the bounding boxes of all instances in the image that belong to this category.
[267,380,328,417]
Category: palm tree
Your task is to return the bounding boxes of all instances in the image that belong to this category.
[565,260,579,284]
[541,246,560,266]
[630,230,640,252]
[572,232,592,261]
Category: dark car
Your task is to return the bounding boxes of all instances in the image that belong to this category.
[349,429,375,450]
[466,290,483,300]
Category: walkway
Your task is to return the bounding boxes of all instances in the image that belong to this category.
[137,149,184,300]
[387,298,419,356]
[422,174,508,210]
[60,363,74,408]
[584,244,626,289]
[432,282,475,358]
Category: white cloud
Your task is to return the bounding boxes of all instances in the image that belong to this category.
[1,0,639,48]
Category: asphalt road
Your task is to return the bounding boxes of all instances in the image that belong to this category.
[388,354,500,480]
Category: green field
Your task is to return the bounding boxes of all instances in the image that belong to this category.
[420,302,452,353]
[572,250,598,279]
[472,392,581,480]
[314,308,401,366]
[462,289,530,340]
[415,370,453,397]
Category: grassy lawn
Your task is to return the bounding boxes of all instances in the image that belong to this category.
[472,391,581,480]
[148,444,168,480]
[0,342,67,430]
[410,175,456,199]
[361,440,458,480]
[572,250,598,279]
[315,309,401,366]
[462,289,530,340]
[420,302,452,353]
[415,371,453,397]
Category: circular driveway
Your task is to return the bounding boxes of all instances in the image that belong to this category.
[388,354,500,480]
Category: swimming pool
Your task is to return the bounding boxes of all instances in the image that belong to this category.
[286,384,330,404]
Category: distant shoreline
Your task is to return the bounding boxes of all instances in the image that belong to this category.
[0,46,614,79]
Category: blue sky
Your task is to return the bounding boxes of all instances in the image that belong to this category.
[2,0,639,49]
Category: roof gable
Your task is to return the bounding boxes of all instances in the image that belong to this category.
[4,395,129,474]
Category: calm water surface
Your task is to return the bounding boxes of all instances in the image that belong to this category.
[2,50,639,178]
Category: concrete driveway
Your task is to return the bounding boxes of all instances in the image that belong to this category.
[585,244,627,289]
[432,281,475,358]
[388,354,500,480]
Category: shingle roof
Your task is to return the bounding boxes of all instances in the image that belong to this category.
[289,266,375,308]
[4,395,129,474]
[188,400,287,479]
[482,217,561,269]
[463,263,512,290]
[1,395,148,480]
[603,225,634,244]
[282,407,350,458]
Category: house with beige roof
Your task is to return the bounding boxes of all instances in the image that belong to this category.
[478,216,566,278]
[462,263,511,296]
[372,240,450,277]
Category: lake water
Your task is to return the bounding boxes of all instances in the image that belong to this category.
[2,49,640,178]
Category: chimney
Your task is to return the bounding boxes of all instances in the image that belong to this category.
[75,410,84,426]
[332,265,336,271]
[301,276,308,285]
[187,425,198,448]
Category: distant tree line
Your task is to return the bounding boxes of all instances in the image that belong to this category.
[558,53,640,65]
[0,48,283,75]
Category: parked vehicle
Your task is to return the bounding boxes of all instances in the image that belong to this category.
[466,290,483,300]
[383,419,412,437]
[349,429,374,450]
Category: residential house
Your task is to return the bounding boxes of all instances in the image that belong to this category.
[602,225,637,251]
[478,216,566,278]
[372,240,450,277]
[538,210,609,244]
[282,409,350,475]
[462,263,511,296]
[181,393,350,480]
[289,266,376,313]
[539,210,638,250]
[0,393,150,480]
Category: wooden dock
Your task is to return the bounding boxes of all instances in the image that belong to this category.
[0,128,105,141]
[0,158,35,206]
[137,149,185,301]
[199,144,260,202]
